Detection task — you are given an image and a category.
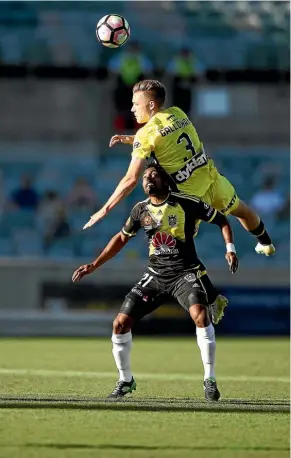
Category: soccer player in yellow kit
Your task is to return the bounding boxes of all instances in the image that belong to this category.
[83,80,275,323]
[84,79,274,255]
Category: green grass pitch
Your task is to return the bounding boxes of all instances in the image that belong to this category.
[0,337,289,458]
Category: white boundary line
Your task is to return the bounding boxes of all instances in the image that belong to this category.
[0,369,289,383]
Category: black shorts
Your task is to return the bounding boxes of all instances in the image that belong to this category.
[119,268,219,321]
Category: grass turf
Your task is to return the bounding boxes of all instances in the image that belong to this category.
[0,337,289,458]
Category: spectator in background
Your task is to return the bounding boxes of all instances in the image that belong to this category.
[166,47,204,115]
[108,41,153,131]
[43,207,70,251]
[10,175,39,210]
[251,177,285,220]
[38,190,63,225]
[66,177,96,210]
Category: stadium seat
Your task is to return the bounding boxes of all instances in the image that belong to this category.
[79,234,108,258]
[0,210,36,234]
[0,237,15,256]
[47,238,75,259]
[0,1,288,69]
[13,229,43,257]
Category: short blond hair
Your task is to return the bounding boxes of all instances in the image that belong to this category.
[133,80,166,106]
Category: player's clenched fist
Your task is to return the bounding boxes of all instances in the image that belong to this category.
[72,263,95,282]
[225,252,239,274]
[109,135,134,147]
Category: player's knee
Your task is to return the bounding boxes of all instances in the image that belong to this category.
[195,313,207,328]
[112,313,133,334]
[189,304,208,327]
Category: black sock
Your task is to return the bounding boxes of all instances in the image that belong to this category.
[250,220,272,245]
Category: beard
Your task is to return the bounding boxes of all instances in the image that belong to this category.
[146,183,168,197]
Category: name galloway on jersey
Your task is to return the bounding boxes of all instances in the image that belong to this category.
[158,117,191,137]
[172,150,208,184]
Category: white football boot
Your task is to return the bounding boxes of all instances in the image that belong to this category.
[255,243,276,256]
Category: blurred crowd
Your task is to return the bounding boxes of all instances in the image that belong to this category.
[2,174,98,253]
[1,1,288,70]
[108,41,203,130]
[0,2,288,262]
[0,170,288,254]
[251,176,289,229]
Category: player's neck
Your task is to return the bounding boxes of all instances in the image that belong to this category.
[149,192,170,206]
[149,106,164,119]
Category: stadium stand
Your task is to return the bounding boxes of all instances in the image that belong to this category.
[0,1,289,69]
[0,144,288,265]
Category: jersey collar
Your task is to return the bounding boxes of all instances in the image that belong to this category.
[149,192,171,207]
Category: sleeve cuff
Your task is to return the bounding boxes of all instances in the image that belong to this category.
[122,228,136,237]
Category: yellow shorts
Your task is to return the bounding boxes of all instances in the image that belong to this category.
[202,173,240,215]
[194,174,240,236]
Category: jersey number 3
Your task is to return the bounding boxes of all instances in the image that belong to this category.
[177,133,196,161]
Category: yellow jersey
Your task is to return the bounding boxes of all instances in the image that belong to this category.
[132,106,219,196]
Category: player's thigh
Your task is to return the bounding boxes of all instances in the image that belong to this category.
[120,272,165,321]
[203,173,240,215]
[171,271,210,312]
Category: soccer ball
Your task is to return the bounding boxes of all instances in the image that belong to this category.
[96,15,130,48]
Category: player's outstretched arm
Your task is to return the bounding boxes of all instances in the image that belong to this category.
[181,197,239,273]
[210,212,239,274]
[72,232,130,282]
[109,134,134,147]
[83,156,145,230]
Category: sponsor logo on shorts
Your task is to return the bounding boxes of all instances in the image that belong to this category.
[185,269,204,282]
[171,150,208,184]
[152,231,179,255]
[184,273,197,282]
[221,193,237,214]
[131,287,143,297]
[203,202,214,218]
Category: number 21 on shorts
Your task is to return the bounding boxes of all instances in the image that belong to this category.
[138,273,153,287]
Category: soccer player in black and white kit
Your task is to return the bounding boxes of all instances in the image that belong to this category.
[73,164,239,401]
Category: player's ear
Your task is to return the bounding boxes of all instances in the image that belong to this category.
[149,100,155,111]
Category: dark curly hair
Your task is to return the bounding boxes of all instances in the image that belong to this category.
[144,161,172,188]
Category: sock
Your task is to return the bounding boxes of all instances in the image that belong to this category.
[111,331,133,382]
[250,220,272,245]
[196,324,216,380]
